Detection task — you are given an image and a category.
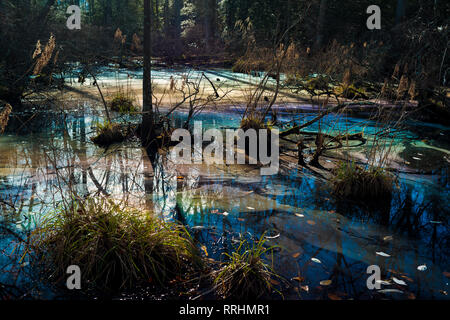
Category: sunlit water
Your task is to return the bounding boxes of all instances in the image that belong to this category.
[1,70,449,300]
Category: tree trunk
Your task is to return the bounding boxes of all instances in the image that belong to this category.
[395,0,406,25]
[314,0,327,49]
[141,0,155,148]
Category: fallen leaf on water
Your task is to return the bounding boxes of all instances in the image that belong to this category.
[292,252,301,259]
[378,289,404,294]
[443,271,450,278]
[383,236,394,241]
[376,252,391,257]
[177,176,184,180]
[328,293,342,300]
[320,280,332,286]
[307,220,316,225]
[301,285,309,292]
[201,245,208,257]
[237,218,245,222]
[417,265,427,272]
[401,275,414,282]
[246,206,255,210]
[393,277,407,286]
[311,258,322,264]
[292,276,305,283]
[295,213,305,218]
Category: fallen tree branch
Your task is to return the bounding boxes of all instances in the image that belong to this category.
[280,101,378,137]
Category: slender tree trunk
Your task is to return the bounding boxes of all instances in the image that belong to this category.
[142,0,154,148]
[314,0,327,48]
[395,0,406,25]
[173,0,183,56]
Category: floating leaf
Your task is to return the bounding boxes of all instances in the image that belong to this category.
[328,293,342,300]
[393,277,407,286]
[292,276,305,283]
[378,289,404,294]
[301,285,309,292]
[307,220,316,225]
[383,236,394,241]
[177,176,184,180]
[201,245,208,257]
[295,213,305,218]
[237,218,245,222]
[417,265,427,272]
[311,258,322,264]
[376,252,391,257]
[320,280,332,286]
[246,206,255,210]
[292,252,301,259]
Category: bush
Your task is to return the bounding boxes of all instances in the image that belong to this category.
[34,198,203,292]
[108,93,137,113]
[213,236,279,300]
[331,161,396,200]
[91,121,126,146]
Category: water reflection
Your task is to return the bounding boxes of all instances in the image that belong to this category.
[0,105,449,300]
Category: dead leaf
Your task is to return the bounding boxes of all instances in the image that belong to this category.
[383,236,394,241]
[292,276,305,283]
[295,213,305,218]
[407,292,416,300]
[378,289,404,294]
[393,277,407,286]
[237,218,245,222]
[292,252,301,259]
[307,220,316,225]
[311,258,322,264]
[328,293,342,300]
[376,251,391,257]
[417,265,427,272]
[300,285,309,292]
[201,245,208,257]
[320,280,332,286]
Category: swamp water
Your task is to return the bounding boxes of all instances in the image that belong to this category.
[0,70,449,300]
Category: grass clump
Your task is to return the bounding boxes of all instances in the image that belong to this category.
[240,115,266,131]
[331,161,396,200]
[91,121,126,146]
[108,93,137,113]
[213,236,280,300]
[34,198,203,292]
